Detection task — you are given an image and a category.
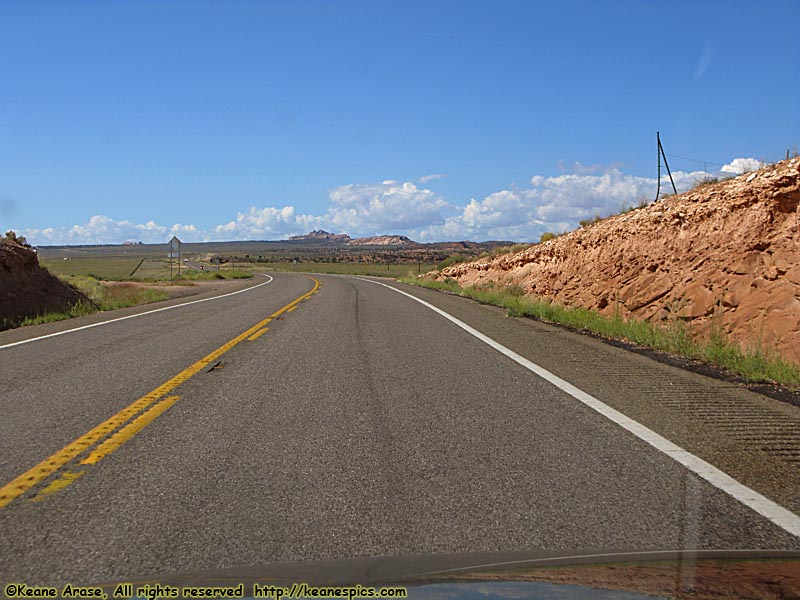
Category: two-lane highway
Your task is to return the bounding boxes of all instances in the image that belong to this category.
[0,274,307,496]
[1,273,799,585]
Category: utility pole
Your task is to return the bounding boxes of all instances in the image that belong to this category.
[656,131,661,201]
[655,131,678,201]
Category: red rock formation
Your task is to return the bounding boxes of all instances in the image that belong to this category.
[438,158,800,362]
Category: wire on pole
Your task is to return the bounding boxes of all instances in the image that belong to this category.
[666,153,725,167]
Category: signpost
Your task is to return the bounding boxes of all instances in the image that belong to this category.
[168,236,182,282]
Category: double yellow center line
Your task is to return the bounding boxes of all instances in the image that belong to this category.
[0,277,320,509]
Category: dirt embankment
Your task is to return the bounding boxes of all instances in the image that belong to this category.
[0,242,92,328]
[438,158,800,362]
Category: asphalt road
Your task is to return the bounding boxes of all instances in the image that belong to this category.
[183,259,210,271]
[1,272,799,586]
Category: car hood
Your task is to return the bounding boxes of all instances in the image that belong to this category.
[90,549,800,600]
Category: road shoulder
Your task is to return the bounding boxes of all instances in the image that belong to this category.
[372,277,800,516]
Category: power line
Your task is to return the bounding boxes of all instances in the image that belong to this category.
[666,153,725,167]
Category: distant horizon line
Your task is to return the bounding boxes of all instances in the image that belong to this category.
[31,236,521,249]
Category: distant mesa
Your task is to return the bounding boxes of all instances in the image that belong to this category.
[346,235,420,247]
[289,230,351,243]
[289,230,421,247]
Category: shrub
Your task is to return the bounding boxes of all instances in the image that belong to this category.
[539,232,557,243]
[579,215,602,228]
[2,230,30,246]
[437,254,469,271]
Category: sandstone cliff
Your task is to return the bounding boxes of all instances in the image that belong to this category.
[438,158,800,362]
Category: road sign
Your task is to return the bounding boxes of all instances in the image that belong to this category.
[168,236,182,281]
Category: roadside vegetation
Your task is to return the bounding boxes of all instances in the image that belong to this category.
[14,278,170,328]
[400,276,800,389]
[171,268,252,281]
[62,276,171,309]
[17,301,96,327]
[2,230,31,246]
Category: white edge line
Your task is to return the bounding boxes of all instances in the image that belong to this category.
[354,276,800,540]
[0,274,274,350]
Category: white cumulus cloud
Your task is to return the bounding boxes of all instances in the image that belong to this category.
[20,156,763,245]
[721,157,762,174]
[414,167,656,242]
[413,160,754,242]
[213,205,319,239]
[325,180,453,234]
[23,215,167,245]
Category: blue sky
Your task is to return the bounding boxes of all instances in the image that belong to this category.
[2,0,798,244]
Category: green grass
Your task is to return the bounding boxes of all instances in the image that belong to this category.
[133,260,254,281]
[8,278,171,330]
[401,276,800,389]
[128,258,174,280]
[60,276,171,311]
[44,256,256,282]
[171,268,253,281]
[18,301,96,327]
[41,257,144,280]
[436,254,472,270]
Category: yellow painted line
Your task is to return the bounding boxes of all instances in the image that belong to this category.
[0,389,169,508]
[0,277,319,509]
[248,327,269,341]
[286,305,297,313]
[80,396,180,465]
[31,470,84,502]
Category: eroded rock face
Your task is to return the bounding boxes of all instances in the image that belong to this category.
[288,230,352,243]
[346,235,420,246]
[0,242,92,328]
[438,158,800,362]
